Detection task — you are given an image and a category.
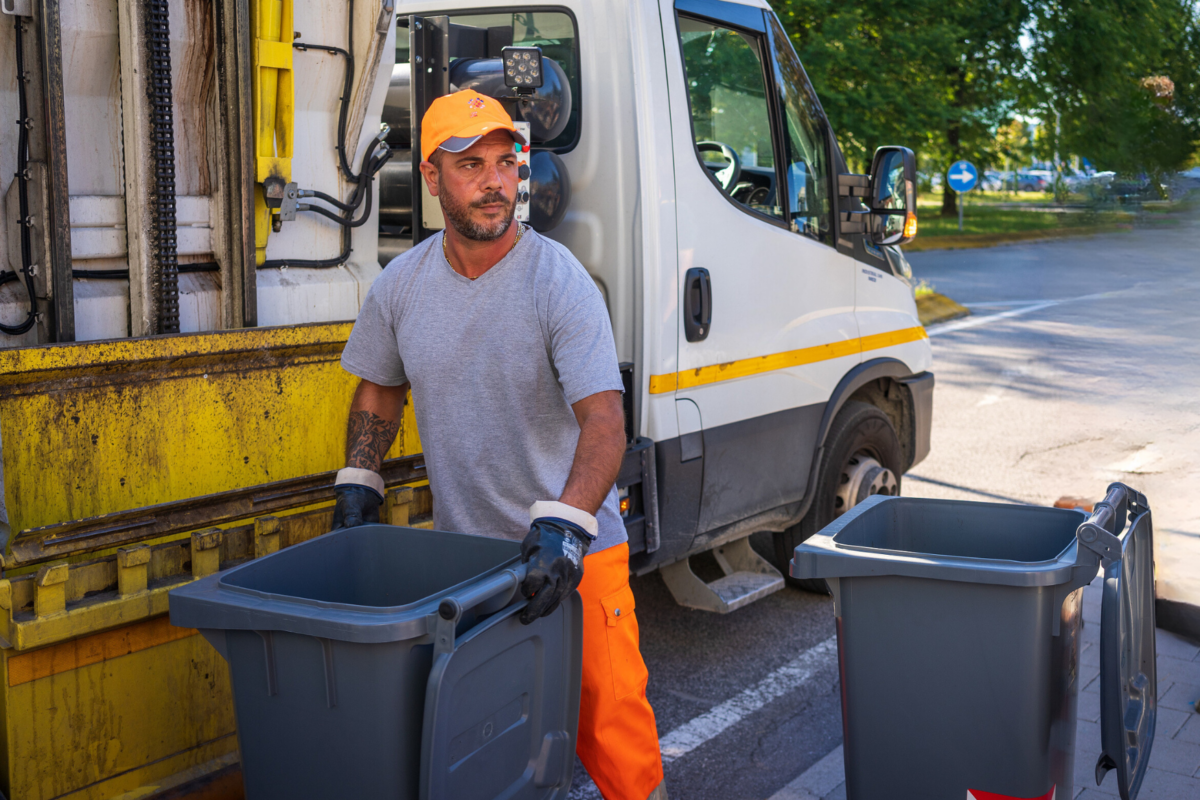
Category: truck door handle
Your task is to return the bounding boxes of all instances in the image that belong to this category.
[684,268,711,342]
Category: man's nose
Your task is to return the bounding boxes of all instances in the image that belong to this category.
[479,162,503,192]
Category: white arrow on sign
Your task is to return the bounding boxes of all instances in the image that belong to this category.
[951,167,974,183]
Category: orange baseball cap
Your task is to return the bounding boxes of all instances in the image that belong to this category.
[420,89,528,162]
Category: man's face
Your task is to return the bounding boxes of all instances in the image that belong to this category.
[423,130,519,241]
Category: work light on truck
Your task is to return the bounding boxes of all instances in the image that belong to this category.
[502,46,544,90]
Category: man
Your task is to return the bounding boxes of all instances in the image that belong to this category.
[332,89,666,800]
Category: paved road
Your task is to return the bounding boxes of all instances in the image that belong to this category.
[569,573,842,800]
[570,207,1200,800]
[906,209,1200,613]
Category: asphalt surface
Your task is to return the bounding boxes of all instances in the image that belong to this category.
[904,205,1200,613]
[569,568,841,800]
[569,203,1200,800]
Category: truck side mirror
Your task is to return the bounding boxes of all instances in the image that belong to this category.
[867,146,918,246]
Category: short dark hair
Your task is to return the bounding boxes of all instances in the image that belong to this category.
[428,148,444,169]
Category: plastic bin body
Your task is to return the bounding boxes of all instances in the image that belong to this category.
[837,576,1083,800]
[169,525,582,800]
[792,494,1155,800]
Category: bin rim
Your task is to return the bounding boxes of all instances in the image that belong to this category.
[791,495,1093,587]
[168,525,524,644]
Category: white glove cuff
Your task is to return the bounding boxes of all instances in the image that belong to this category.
[529,500,598,540]
[335,468,385,497]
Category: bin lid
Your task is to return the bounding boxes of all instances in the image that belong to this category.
[1096,507,1156,800]
[420,594,582,800]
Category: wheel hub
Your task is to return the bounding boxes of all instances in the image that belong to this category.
[835,454,898,515]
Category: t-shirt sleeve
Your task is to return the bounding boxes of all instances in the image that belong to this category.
[340,275,408,386]
[546,271,624,406]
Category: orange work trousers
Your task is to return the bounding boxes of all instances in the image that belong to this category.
[575,543,664,800]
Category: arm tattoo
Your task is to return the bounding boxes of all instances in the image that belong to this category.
[345,410,401,471]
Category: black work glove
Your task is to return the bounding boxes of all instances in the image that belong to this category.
[519,517,593,624]
[331,485,383,529]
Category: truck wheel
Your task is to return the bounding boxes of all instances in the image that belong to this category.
[774,401,903,593]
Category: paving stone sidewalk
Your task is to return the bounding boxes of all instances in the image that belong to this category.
[768,577,1200,800]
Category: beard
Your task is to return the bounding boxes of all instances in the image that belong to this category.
[438,180,515,242]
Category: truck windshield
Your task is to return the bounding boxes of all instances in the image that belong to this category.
[765,15,832,244]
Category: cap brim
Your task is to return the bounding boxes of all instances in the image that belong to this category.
[438,135,483,154]
[437,122,529,155]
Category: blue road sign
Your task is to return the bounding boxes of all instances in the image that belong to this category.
[947,160,979,193]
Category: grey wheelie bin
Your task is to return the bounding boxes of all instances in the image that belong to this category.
[792,483,1156,800]
[169,524,582,800]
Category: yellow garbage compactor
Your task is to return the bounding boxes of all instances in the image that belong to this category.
[0,326,426,800]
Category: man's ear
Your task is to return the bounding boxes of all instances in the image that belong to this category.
[418,160,440,197]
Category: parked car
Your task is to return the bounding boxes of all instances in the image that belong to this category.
[1016,171,1049,192]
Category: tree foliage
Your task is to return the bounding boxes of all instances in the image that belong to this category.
[1027,0,1200,178]
[775,0,1029,213]
[772,0,1200,199]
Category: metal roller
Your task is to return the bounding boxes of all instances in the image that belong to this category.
[529,150,570,233]
[382,63,411,148]
[378,154,413,224]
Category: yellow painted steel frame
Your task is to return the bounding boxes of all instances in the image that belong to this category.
[0,325,421,800]
[251,0,295,265]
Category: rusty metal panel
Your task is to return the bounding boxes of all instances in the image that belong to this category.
[4,631,237,800]
[0,323,417,537]
[0,323,427,799]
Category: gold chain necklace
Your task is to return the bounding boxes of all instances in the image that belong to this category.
[443,222,525,271]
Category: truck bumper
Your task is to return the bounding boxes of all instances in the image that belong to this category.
[900,371,935,469]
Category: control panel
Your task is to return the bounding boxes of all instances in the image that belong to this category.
[514,120,531,223]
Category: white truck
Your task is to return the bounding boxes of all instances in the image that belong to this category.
[379,0,933,609]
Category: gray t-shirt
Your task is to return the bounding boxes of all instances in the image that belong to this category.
[341,228,627,552]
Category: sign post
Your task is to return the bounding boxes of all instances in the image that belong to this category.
[947,160,979,232]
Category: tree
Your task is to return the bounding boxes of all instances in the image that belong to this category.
[775,0,1030,215]
[775,0,957,173]
[935,0,1030,214]
[1028,0,1200,183]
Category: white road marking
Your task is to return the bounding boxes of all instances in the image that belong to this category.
[927,287,1141,338]
[658,637,838,762]
[927,300,1061,336]
[568,637,838,799]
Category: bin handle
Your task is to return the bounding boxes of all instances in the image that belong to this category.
[1052,482,1149,636]
[1077,483,1148,568]
[432,563,528,657]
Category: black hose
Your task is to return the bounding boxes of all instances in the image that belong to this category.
[301,144,392,228]
[261,140,390,269]
[306,189,356,212]
[68,262,220,280]
[262,2,396,270]
[292,0,357,181]
[145,0,180,332]
[2,16,39,337]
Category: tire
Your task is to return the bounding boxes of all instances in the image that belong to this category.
[773,401,904,593]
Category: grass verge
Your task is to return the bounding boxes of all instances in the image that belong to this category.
[916,292,970,327]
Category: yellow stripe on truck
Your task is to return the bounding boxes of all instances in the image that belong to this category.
[650,326,928,394]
